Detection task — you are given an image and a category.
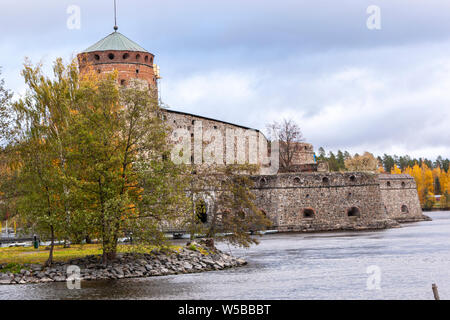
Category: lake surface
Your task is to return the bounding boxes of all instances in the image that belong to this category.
[1,211,449,300]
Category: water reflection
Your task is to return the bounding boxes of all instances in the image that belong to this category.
[1,211,449,300]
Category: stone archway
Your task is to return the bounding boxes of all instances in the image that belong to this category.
[303,208,315,219]
[347,207,361,217]
[196,200,208,223]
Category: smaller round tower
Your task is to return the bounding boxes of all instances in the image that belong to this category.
[77,29,156,88]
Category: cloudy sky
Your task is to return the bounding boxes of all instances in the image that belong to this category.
[1,0,449,158]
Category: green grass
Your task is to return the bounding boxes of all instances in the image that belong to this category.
[0,243,182,265]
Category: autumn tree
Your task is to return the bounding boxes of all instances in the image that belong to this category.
[344,152,379,172]
[68,74,188,263]
[11,59,79,265]
[0,67,13,143]
[183,164,271,248]
[0,67,13,221]
[266,119,304,172]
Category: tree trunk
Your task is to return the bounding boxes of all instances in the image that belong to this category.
[102,239,118,264]
[102,250,117,264]
[45,225,55,267]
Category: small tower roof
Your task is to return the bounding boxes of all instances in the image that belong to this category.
[83,31,149,53]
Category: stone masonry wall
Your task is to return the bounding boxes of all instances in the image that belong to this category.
[163,109,267,168]
[252,172,397,232]
[379,174,430,222]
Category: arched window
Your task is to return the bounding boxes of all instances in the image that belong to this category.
[196,200,208,223]
[322,177,329,184]
[293,177,301,184]
[108,53,115,60]
[120,79,126,86]
[123,53,130,60]
[401,205,409,214]
[387,181,391,187]
[136,54,141,61]
[350,175,356,182]
[303,208,315,219]
[401,182,406,188]
[347,207,361,217]
[94,54,100,61]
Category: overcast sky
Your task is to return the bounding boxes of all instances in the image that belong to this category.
[1,0,449,159]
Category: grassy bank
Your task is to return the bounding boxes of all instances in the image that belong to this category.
[0,243,182,265]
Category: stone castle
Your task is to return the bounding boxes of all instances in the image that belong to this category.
[77,29,430,233]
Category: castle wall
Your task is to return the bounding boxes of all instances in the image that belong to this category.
[290,142,315,166]
[163,109,267,168]
[252,172,397,232]
[378,174,430,222]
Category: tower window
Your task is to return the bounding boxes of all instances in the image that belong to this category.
[145,56,149,62]
[108,53,115,60]
[259,177,268,186]
[136,54,141,61]
[350,175,356,182]
[94,54,100,60]
[123,53,129,59]
[136,69,140,74]
[322,177,329,184]
[120,79,126,86]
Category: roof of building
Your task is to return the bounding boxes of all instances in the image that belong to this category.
[161,108,261,132]
[83,31,149,53]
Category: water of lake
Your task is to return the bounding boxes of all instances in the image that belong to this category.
[1,211,449,300]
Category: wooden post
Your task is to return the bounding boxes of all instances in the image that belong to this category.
[432,283,440,300]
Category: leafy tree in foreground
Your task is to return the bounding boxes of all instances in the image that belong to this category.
[12,59,78,265]
[184,164,272,248]
[68,73,188,263]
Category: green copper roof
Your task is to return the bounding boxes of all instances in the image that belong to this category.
[83,31,149,53]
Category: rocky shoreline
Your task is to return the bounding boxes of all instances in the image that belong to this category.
[394,214,433,223]
[0,241,247,285]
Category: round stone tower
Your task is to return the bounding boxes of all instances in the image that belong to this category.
[77,29,156,88]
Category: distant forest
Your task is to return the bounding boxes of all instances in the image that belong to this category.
[317,147,450,173]
[317,147,450,209]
